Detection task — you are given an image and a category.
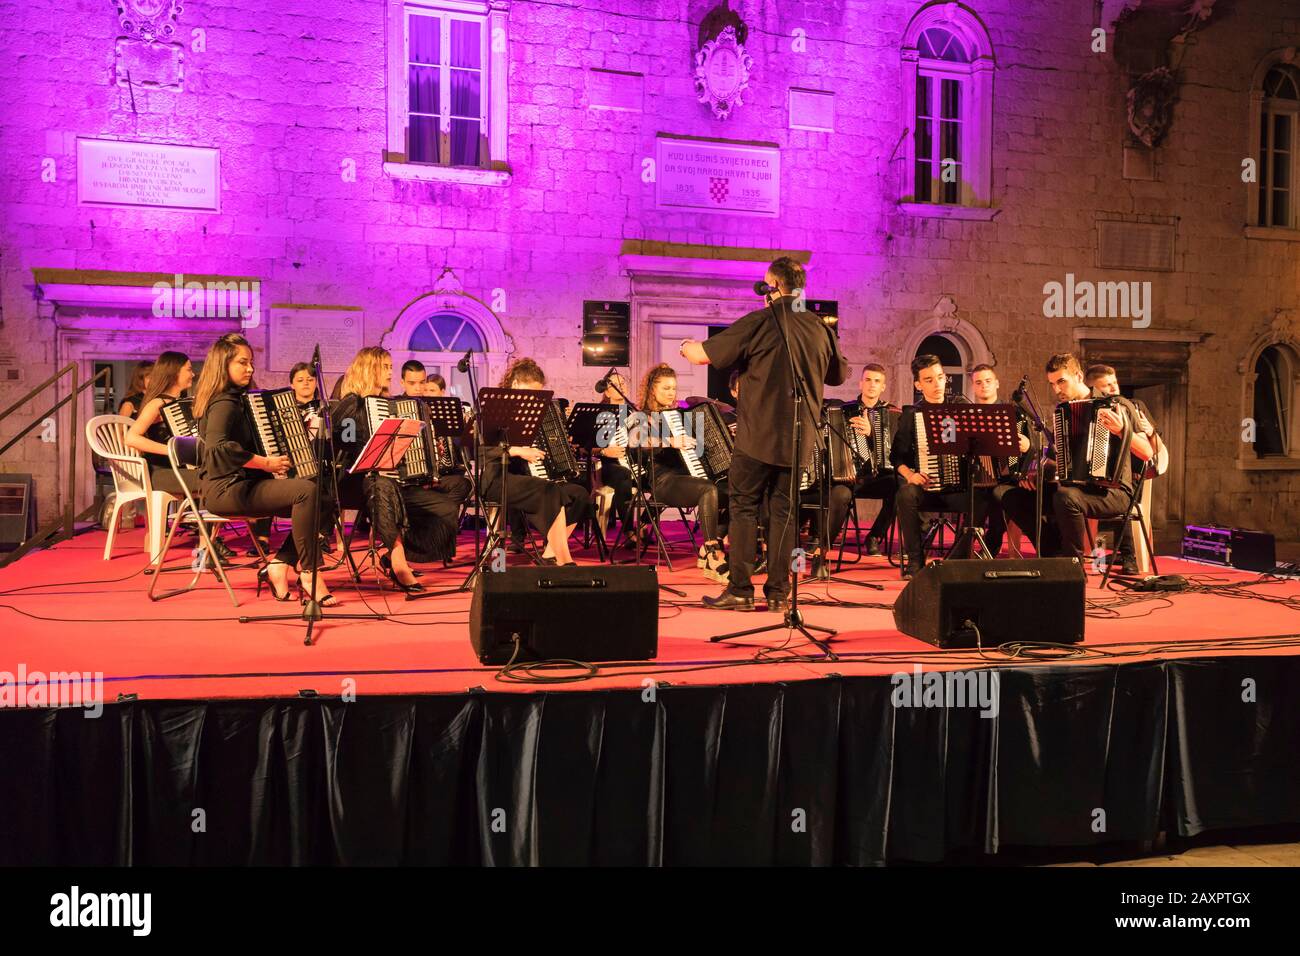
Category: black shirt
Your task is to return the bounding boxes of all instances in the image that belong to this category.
[702,295,849,469]
[142,396,181,471]
[199,388,258,493]
[119,392,144,418]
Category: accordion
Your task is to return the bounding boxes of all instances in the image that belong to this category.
[802,406,858,490]
[914,409,964,492]
[362,396,438,485]
[602,409,647,486]
[528,400,580,481]
[971,416,1028,486]
[161,398,198,439]
[244,387,318,480]
[1052,397,1126,488]
[659,409,711,481]
[680,401,733,481]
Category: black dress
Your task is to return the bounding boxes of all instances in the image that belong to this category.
[331,394,462,562]
[142,396,188,496]
[199,387,332,570]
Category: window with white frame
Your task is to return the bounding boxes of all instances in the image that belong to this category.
[386,0,509,184]
[914,29,968,204]
[900,4,994,212]
[1258,65,1299,229]
[408,9,486,166]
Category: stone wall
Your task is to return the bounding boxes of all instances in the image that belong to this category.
[0,0,1297,534]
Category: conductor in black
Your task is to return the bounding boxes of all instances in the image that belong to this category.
[680,256,849,611]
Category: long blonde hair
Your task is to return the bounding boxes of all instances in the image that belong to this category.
[640,363,676,412]
[192,334,250,418]
[338,347,391,399]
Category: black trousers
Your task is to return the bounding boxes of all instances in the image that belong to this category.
[204,476,334,570]
[726,451,794,600]
[819,471,898,547]
[895,481,988,564]
[600,460,636,530]
[149,464,188,497]
[996,483,1131,558]
[403,475,471,561]
[652,472,726,543]
[481,462,563,535]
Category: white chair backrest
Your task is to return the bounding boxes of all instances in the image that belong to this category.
[86,414,147,494]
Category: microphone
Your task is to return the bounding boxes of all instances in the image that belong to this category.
[456,348,473,374]
[753,280,776,296]
[594,378,609,393]
[1011,374,1029,402]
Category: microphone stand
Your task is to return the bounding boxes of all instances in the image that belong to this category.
[238,344,384,645]
[416,351,499,596]
[710,292,837,658]
[601,369,684,595]
[1013,377,1051,559]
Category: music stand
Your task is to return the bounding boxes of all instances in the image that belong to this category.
[922,403,1018,561]
[411,387,550,598]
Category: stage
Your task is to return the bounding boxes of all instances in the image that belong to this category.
[2,523,1299,865]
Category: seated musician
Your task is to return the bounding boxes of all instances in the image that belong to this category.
[194,333,337,605]
[398,360,427,398]
[1086,363,1164,575]
[423,372,445,396]
[892,354,983,578]
[125,350,195,498]
[969,363,1032,556]
[290,362,320,416]
[117,360,154,419]
[817,364,902,564]
[594,371,638,544]
[498,358,589,557]
[638,363,730,584]
[996,353,1153,563]
[332,347,467,591]
[476,358,576,565]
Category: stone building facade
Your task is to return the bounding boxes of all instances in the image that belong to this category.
[1,0,1298,539]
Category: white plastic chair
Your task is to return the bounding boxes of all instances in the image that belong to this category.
[85,414,178,561]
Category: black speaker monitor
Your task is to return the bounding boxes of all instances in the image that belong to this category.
[893,558,1086,648]
[470,565,658,664]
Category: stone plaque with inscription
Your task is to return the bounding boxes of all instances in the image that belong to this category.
[267,307,364,374]
[655,136,780,217]
[77,139,220,212]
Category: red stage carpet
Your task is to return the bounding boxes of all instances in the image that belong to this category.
[2,523,1298,703]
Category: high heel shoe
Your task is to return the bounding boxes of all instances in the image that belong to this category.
[298,576,339,607]
[379,554,425,594]
[256,563,293,602]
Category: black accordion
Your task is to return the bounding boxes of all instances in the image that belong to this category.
[680,401,733,481]
[244,387,319,480]
[801,405,858,490]
[161,398,198,439]
[858,405,898,476]
[913,408,964,492]
[362,395,438,485]
[1052,397,1126,488]
[528,400,580,481]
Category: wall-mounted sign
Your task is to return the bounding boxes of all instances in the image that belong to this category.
[582,301,630,367]
[267,307,364,374]
[77,139,220,212]
[694,25,753,120]
[655,135,780,218]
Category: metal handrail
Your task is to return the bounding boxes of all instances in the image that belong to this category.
[0,363,112,566]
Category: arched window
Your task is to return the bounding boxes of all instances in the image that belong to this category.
[901,3,995,210]
[1258,65,1300,228]
[382,284,512,399]
[1252,343,1297,457]
[913,332,969,403]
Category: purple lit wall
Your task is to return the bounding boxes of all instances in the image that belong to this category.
[1,0,1299,535]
